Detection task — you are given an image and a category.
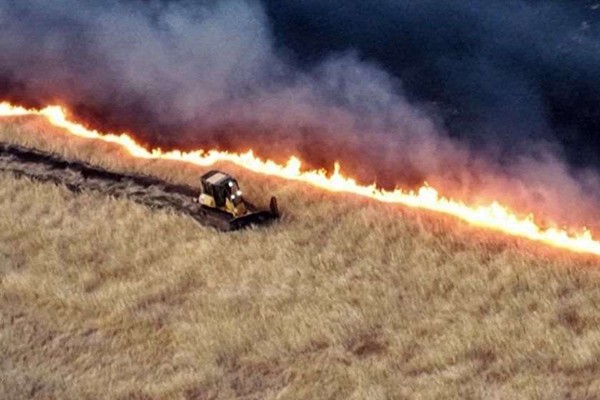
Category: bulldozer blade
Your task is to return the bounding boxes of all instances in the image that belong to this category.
[229,209,279,230]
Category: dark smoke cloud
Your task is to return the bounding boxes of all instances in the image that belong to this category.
[1,0,599,229]
[265,0,600,164]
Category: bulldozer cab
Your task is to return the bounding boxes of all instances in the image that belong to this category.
[200,170,246,216]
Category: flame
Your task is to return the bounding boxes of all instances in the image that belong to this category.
[1,101,599,256]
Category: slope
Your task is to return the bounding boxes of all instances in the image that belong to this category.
[1,116,600,399]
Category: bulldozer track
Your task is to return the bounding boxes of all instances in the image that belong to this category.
[0,142,273,231]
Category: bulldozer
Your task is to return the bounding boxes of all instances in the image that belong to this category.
[199,170,247,217]
[196,170,279,229]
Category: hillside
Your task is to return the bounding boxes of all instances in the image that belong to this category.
[1,116,600,399]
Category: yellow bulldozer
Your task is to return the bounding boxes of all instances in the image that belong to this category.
[197,170,279,229]
[199,170,247,216]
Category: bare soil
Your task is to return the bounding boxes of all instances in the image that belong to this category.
[0,142,274,231]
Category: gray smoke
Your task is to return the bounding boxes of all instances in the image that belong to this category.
[0,0,599,230]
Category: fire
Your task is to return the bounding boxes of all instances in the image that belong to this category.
[1,101,599,256]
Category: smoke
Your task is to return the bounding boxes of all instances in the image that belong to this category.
[264,0,600,161]
[1,0,599,229]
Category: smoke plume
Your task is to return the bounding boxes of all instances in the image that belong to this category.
[1,0,600,229]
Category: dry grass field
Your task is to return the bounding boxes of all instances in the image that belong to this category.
[2,116,600,399]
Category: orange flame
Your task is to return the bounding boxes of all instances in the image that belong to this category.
[1,101,599,256]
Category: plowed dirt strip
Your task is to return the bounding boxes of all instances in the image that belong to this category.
[0,142,235,230]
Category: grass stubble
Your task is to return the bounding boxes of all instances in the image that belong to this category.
[1,116,600,399]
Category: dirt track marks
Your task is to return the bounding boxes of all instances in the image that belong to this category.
[0,142,236,230]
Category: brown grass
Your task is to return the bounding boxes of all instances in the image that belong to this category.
[1,116,600,399]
